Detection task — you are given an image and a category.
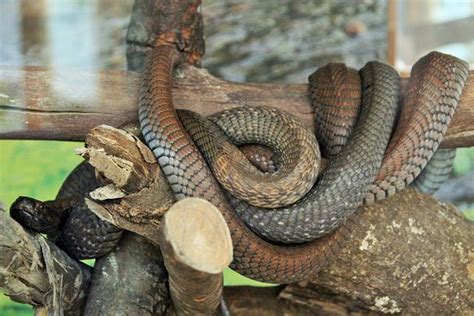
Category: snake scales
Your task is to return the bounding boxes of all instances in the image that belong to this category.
[11,46,468,283]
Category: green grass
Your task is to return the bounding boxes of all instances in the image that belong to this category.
[0,141,472,313]
[0,140,83,208]
[0,294,32,316]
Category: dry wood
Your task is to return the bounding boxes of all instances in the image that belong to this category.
[0,209,91,315]
[223,286,378,316]
[281,189,474,315]
[76,125,174,313]
[79,126,232,315]
[0,66,473,148]
[159,198,233,315]
[79,125,174,244]
[77,125,232,315]
[222,192,474,315]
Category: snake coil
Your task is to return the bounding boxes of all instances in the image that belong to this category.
[11,47,468,283]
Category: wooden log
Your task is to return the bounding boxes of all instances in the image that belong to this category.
[0,66,473,148]
[159,198,233,315]
[220,192,474,315]
[79,124,174,244]
[222,286,378,316]
[280,188,474,314]
[0,209,91,315]
[77,125,231,316]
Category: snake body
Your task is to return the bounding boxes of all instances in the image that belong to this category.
[412,148,457,194]
[11,46,468,283]
[138,46,468,282]
[176,106,321,209]
[222,62,400,243]
[11,162,122,259]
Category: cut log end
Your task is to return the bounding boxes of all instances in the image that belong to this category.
[162,197,233,274]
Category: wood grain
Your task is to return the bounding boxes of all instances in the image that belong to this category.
[159,198,232,315]
[0,66,472,148]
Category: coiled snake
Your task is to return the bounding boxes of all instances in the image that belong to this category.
[11,46,468,283]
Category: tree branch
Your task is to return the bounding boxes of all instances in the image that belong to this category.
[0,210,91,315]
[159,198,232,315]
[0,66,473,148]
[280,189,474,314]
[81,126,232,314]
[126,0,204,70]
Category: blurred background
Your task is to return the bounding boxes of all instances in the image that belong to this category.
[1,0,473,314]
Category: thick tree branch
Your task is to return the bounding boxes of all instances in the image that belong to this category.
[81,126,232,314]
[281,189,474,314]
[78,125,173,244]
[75,125,173,314]
[222,286,378,316]
[0,66,473,148]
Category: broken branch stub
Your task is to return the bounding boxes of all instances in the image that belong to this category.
[159,197,233,315]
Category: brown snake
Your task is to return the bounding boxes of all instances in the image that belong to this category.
[9,43,467,283]
[138,45,468,283]
[139,46,467,283]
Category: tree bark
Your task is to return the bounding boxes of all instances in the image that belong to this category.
[81,126,232,314]
[202,0,387,83]
[281,189,474,315]
[0,66,473,148]
[0,210,91,316]
[126,0,204,70]
[223,286,379,316]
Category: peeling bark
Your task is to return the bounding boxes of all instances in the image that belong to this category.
[0,210,91,315]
